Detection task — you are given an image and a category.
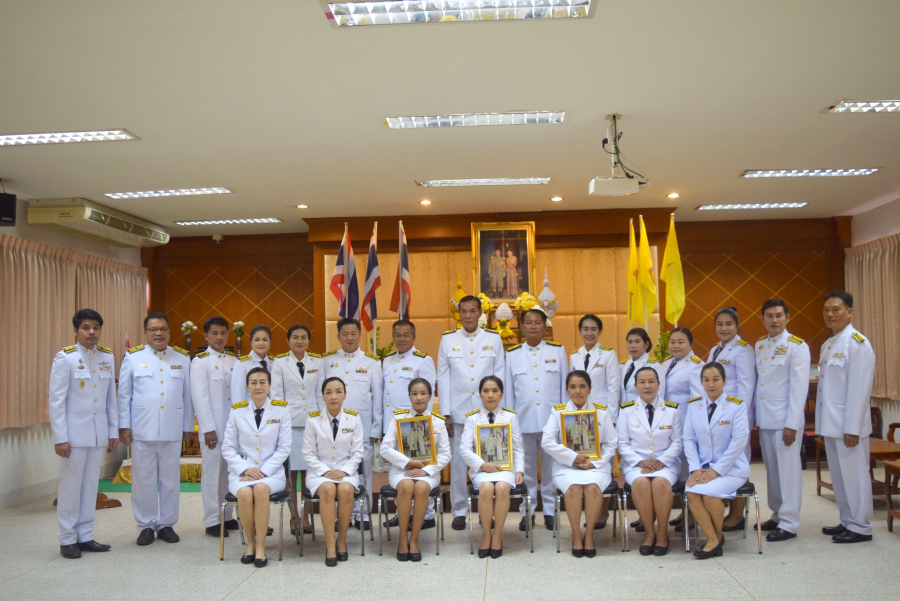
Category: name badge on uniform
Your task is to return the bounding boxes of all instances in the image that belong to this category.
[99,365,110,371]
[545,359,557,364]
[482,345,494,351]
[717,420,731,425]
[342,427,354,434]
[266,419,280,424]
[402,366,413,371]
[659,425,672,430]
[308,368,318,374]
[170,365,183,370]
[832,353,844,358]
[356,367,367,374]
[718,359,730,365]
[775,345,787,356]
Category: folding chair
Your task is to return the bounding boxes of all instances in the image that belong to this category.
[619,480,685,552]
[467,483,533,554]
[685,480,762,554]
[552,480,621,552]
[298,463,373,556]
[377,485,445,556]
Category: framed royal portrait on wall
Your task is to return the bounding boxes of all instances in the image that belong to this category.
[396,415,437,465]
[471,221,536,303]
[560,409,601,461]
[475,423,514,471]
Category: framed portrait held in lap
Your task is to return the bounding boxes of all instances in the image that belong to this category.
[396,415,437,466]
[560,410,601,461]
[471,221,536,303]
[475,423,514,471]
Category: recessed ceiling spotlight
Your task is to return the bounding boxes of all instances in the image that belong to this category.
[667,192,680,199]
[0,129,139,147]
[419,199,432,205]
[418,177,550,187]
[385,111,566,129]
[824,100,900,113]
[550,196,563,202]
[175,218,282,226]
[106,188,232,199]
[696,203,807,211]
[296,204,309,209]
[327,0,591,27]
[740,169,877,178]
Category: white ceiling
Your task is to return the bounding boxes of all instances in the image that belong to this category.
[2,0,900,237]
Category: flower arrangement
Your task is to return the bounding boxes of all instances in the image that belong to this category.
[476,293,493,313]
[655,329,672,363]
[512,292,536,311]
[368,327,395,361]
[233,321,245,337]
[181,321,198,336]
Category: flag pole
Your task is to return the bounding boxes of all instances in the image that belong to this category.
[671,213,677,328]
[343,222,349,319]
[373,221,378,353]
[640,215,648,328]
[398,220,404,320]
[628,218,633,328]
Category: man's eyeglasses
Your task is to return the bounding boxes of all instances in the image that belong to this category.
[145,327,170,334]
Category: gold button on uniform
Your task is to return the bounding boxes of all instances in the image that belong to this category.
[160,380,164,384]
[160,405,164,408]
[93,411,97,415]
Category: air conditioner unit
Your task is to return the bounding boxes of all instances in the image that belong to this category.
[28,198,169,247]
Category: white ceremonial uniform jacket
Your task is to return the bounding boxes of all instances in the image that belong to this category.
[302,408,365,477]
[660,353,704,417]
[222,398,291,478]
[683,394,750,477]
[816,325,876,438]
[505,340,569,433]
[619,353,666,423]
[569,344,620,410]
[270,351,325,429]
[436,326,506,424]
[230,350,275,403]
[323,349,383,439]
[541,400,617,475]
[118,344,194,442]
[190,349,236,436]
[616,395,684,474]
[48,343,117,447]
[754,330,811,431]
[708,336,757,426]
[460,407,524,478]
[381,409,452,478]
[381,346,436,433]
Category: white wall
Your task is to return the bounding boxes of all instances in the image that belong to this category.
[0,197,137,508]
[851,196,900,246]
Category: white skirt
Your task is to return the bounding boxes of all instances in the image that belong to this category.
[623,466,680,487]
[472,471,516,490]
[388,472,440,490]
[289,427,307,470]
[552,467,612,495]
[306,473,360,496]
[686,474,747,499]
[228,474,287,496]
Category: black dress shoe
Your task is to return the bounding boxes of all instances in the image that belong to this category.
[266,526,274,536]
[653,543,669,556]
[337,551,349,562]
[206,525,228,537]
[452,517,467,530]
[255,556,269,568]
[290,526,313,536]
[409,552,422,562]
[669,515,683,526]
[639,544,655,556]
[397,551,409,562]
[325,556,337,567]
[693,538,724,559]
[60,544,81,559]
[635,522,645,533]
[489,546,502,559]
[420,518,436,530]
[241,554,255,564]
[755,519,778,532]
[571,546,584,558]
[544,515,555,530]
[156,526,180,543]
[353,519,371,531]
[630,519,642,528]
[585,518,608,530]
[77,540,111,552]
[386,515,402,527]
[822,524,848,536]
[766,527,797,542]
[478,547,490,558]
[518,514,534,531]
[721,518,745,532]
[136,528,155,546]
[223,519,240,530]
[832,530,873,544]
[583,545,596,558]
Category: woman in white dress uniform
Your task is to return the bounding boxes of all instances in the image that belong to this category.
[707,308,757,531]
[221,367,291,568]
[684,362,750,559]
[616,367,683,556]
[620,328,665,409]
[380,378,451,561]
[460,376,524,559]
[302,377,363,567]
[541,371,617,558]
[230,325,274,403]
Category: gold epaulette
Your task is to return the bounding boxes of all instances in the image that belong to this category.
[507,344,522,352]
[343,408,358,416]
[224,350,236,357]
[196,351,210,359]
[571,349,579,354]
[481,326,499,334]
[232,401,249,409]
[664,400,678,409]
[687,396,702,404]
[275,352,290,359]
[383,350,397,358]
[309,410,321,417]
[593,403,607,411]
[620,400,636,409]
[308,352,322,358]
[726,395,743,404]
[238,354,252,362]
[127,344,144,354]
[413,350,427,358]
[736,340,749,347]
[502,407,516,414]
[647,357,658,363]
[270,399,287,407]
[600,345,613,352]
[322,349,338,357]
[690,355,702,364]
[63,345,77,353]
[788,335,804,345]
[97,345,113,354]
[431,412,446,421]
[365,351,379,361]
[554,403,568,410]
[757,335,767,342]
[465,409,480,417]
[172,346,189,356]
[852,332,866,343]
[546,341,562,347]
[442,329,457,335]
[619,358,628,364]
[393,408,410,415]
[267,354,275,360]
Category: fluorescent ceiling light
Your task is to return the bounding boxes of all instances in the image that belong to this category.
[697,203,807,211]
[824,100,900,113]
[385,111,565,129]
[0,129,138,147]
[175,218,282,226]
[105,187,232,200]
[328,0,591,27]
[418,177,550,187]
[740,169,878,178]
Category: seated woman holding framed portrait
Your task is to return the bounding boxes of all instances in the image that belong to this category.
[302,377,364,567]
[460,376,524,559]
[221,367,291,568]
[380,378,451,562]
[684,362,750,560]
[616,367,683,556]
[541,370,617,558]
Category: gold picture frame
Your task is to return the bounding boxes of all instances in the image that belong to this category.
[560,410,601,461]
[471,221,536,303]
[396,415,437,466]
[475,423,514,471]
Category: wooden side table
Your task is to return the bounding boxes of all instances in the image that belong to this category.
[885,460,900,533]
[816,436,900,497]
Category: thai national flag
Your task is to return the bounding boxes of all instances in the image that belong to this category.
[329,225,360,320]
[361,224,381,331]
[389,221,411,320]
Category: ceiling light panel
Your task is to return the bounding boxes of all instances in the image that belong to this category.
[740,169,878,178]
[105,187,232,200]
[825,100,900,113]
[328,0,592,27]
[417,177,550,187]
[385,111,565,129]
[0,129,138,146]
[696,203,807,211]
[175,218,282,226]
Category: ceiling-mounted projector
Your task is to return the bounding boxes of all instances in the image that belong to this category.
[589,113,648,196]
[589,176,641,196]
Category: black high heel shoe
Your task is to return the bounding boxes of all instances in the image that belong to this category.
[396,551,409,562]
[325,556,337,567]
[639,536,656,556]
[583,535,596,558]
[408,552,422,562]
[489,546,502,559]
[693,537,724,560]
[571,545,584,558]
[240,554,255,565]
[254,555,268,568]
[478,547,490,559]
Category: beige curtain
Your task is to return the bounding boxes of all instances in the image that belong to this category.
[0,235,76,428]
[845,233,900,401]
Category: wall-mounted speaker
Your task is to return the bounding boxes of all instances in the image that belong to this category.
[0,193,16,227]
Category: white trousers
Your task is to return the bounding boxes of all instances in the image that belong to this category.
[131,440,182,531]
[758,428,802,533]
[521,433,554,516]
[824,435,873,535]
[199,438,232,528]
[352,439,373,521]
[57,446,103,545]
[449,430,468,517]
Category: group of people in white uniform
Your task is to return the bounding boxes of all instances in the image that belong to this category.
[48,291,876,566]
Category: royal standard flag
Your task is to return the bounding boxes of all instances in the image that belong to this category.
[627,219,643,326]
[660,214,685,325]
[638,215,658,319]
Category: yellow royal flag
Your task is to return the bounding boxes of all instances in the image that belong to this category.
[638,215,658,318]
[627,219,643,326]
[660,214,685,325]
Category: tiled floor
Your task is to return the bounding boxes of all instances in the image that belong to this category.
[1,464,898,601]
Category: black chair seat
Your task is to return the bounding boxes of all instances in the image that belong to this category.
[736,482,755,495]
[269,490,291,502]
[603,481,619,495]
[224,493,237,503]
[468,483,528,497]
[301,489,317,500]
[621,481,684,495]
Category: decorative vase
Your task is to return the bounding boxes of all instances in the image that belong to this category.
[235,335,242,356]
[184,335,192,353]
